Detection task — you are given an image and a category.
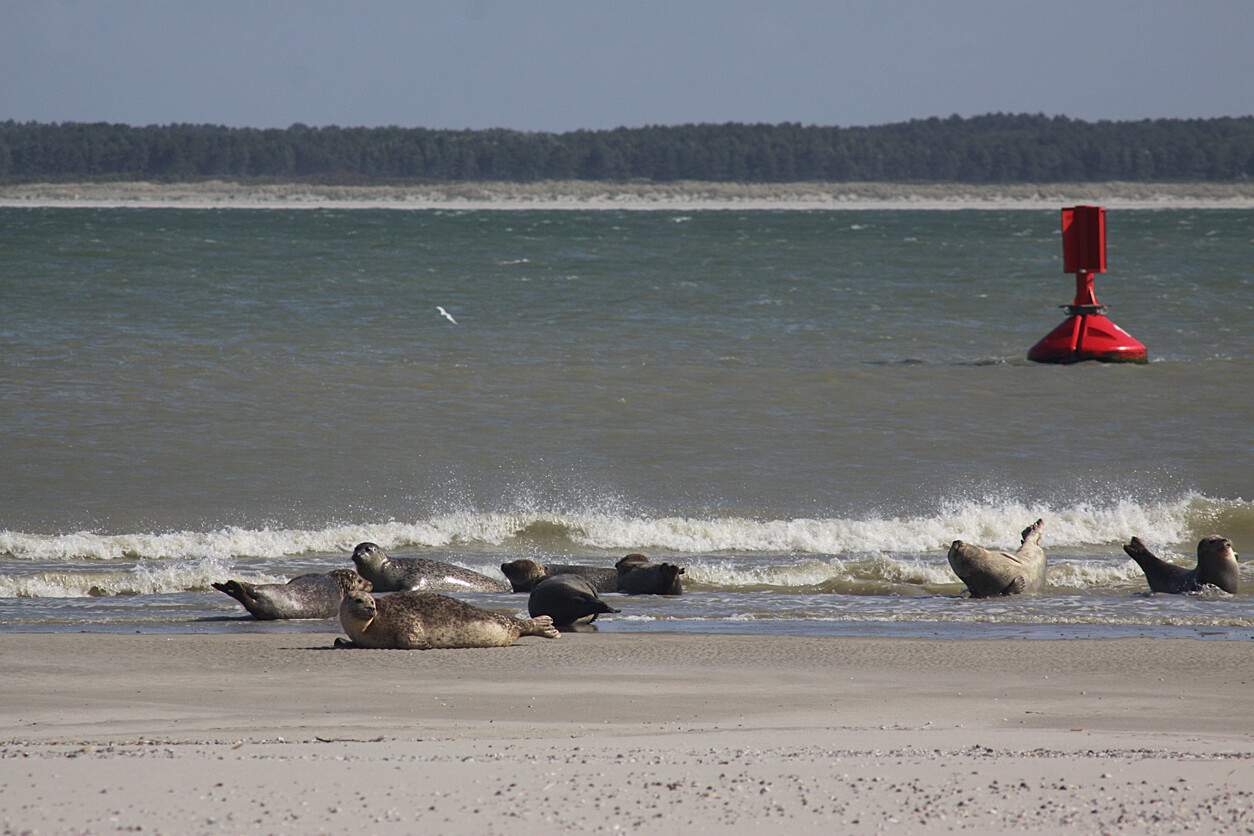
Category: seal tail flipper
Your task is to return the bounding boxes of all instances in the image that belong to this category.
[211,580,255,605]
[1123,537,1183,593]
[575,592,621,615]
[584,597,621,615]
[1123,537,1161,569]
[1020,518,1044,546]
[522,615,561,639]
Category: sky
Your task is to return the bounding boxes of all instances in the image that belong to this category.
[3,0,1252,132]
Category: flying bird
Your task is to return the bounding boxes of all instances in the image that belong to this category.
[436,306,458,325]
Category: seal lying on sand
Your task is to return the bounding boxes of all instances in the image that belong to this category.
[528,574,621,628]
[212,569,371,620]
[351,542,509,593]
[1123,535,1239,594]
[501,558,618,593]
[335,590,560,649]
[947,519,1046,597]
[616,553,685,595]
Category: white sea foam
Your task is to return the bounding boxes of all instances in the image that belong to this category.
[0,494,1229,567]
[0,557,245,598]
[682,554,959,590]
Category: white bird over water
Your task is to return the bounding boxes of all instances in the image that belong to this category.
[436,306,458,325]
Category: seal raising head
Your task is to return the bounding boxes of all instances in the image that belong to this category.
[350,542,509,593]
[212,569,372,620]
[336,590,560,649]
[947,519,1046,597]
[1123,535,1239,594]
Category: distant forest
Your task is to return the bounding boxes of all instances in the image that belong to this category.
[2,114,1252,183]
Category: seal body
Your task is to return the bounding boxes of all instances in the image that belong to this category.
[351,542,509,593]
[501,558,618,594]
[212,569,371,620]
[337,590,560,649]
[528,574,621,628]
[616,553,685,595]
[1123,535,1239,594]
[947,519,1046,597]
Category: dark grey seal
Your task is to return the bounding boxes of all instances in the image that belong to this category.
[947,519,1046,597]
[528,574,621,628]
[501,558,618,594]
[1123,535,1239,594]
[212,569,371,620]
[351,542,509,593]
[335,590,559,649]
[616,553,685,595]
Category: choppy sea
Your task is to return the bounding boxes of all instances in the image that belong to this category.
[2,206,1251,639]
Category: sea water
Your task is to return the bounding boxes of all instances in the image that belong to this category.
[2,207,1251,638]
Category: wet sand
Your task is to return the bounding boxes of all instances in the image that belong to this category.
[2,632,1252,834]
[3,179,1254,210]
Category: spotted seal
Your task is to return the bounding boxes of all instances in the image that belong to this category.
[947,519,1046,597]
[1123,535,1239,594]
[212,569,371,620]
[528,573,621,628]
[500,558,618,594]
[351,542,509,593]
[335,590,560,649]
[616,553,685,595]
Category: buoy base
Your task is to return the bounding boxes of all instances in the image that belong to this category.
[1027,314,1148,364]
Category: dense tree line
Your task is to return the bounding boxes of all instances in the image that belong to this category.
[2,114,1251,183]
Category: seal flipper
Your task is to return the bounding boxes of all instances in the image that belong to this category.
[591,598,621,615]
[1002,576,1026,595]
[212,580,256,606]
[1020,519,1044,546]
[1123,537,1194,593]
[521,615,561,639]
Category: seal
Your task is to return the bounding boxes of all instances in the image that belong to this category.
[616,553,685,595]
[212,569,371,620]
[350,542,509,593]
[1123,535,1239,594]
[500,558,618,594]
[335,590,560,649]
[528,573,621,628]
[947,519,1046,597]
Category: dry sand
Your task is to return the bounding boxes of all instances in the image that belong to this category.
[2,632,1252,834]
[3,180,1254,210]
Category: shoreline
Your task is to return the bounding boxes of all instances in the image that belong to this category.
[3,632,1252,833]
[4,179,1254,210]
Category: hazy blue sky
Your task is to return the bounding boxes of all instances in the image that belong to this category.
[4,1,1251,131]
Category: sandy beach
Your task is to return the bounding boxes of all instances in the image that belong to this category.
[3,179,1254,211]
[2,632,1252,834]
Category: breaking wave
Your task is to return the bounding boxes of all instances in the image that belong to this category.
[3,492,1242,563]
[2,493,1247,600]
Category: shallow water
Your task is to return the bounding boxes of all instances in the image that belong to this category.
[2,207,1251,638]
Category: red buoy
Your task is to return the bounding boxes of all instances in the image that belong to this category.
[1027,206,1148,364]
